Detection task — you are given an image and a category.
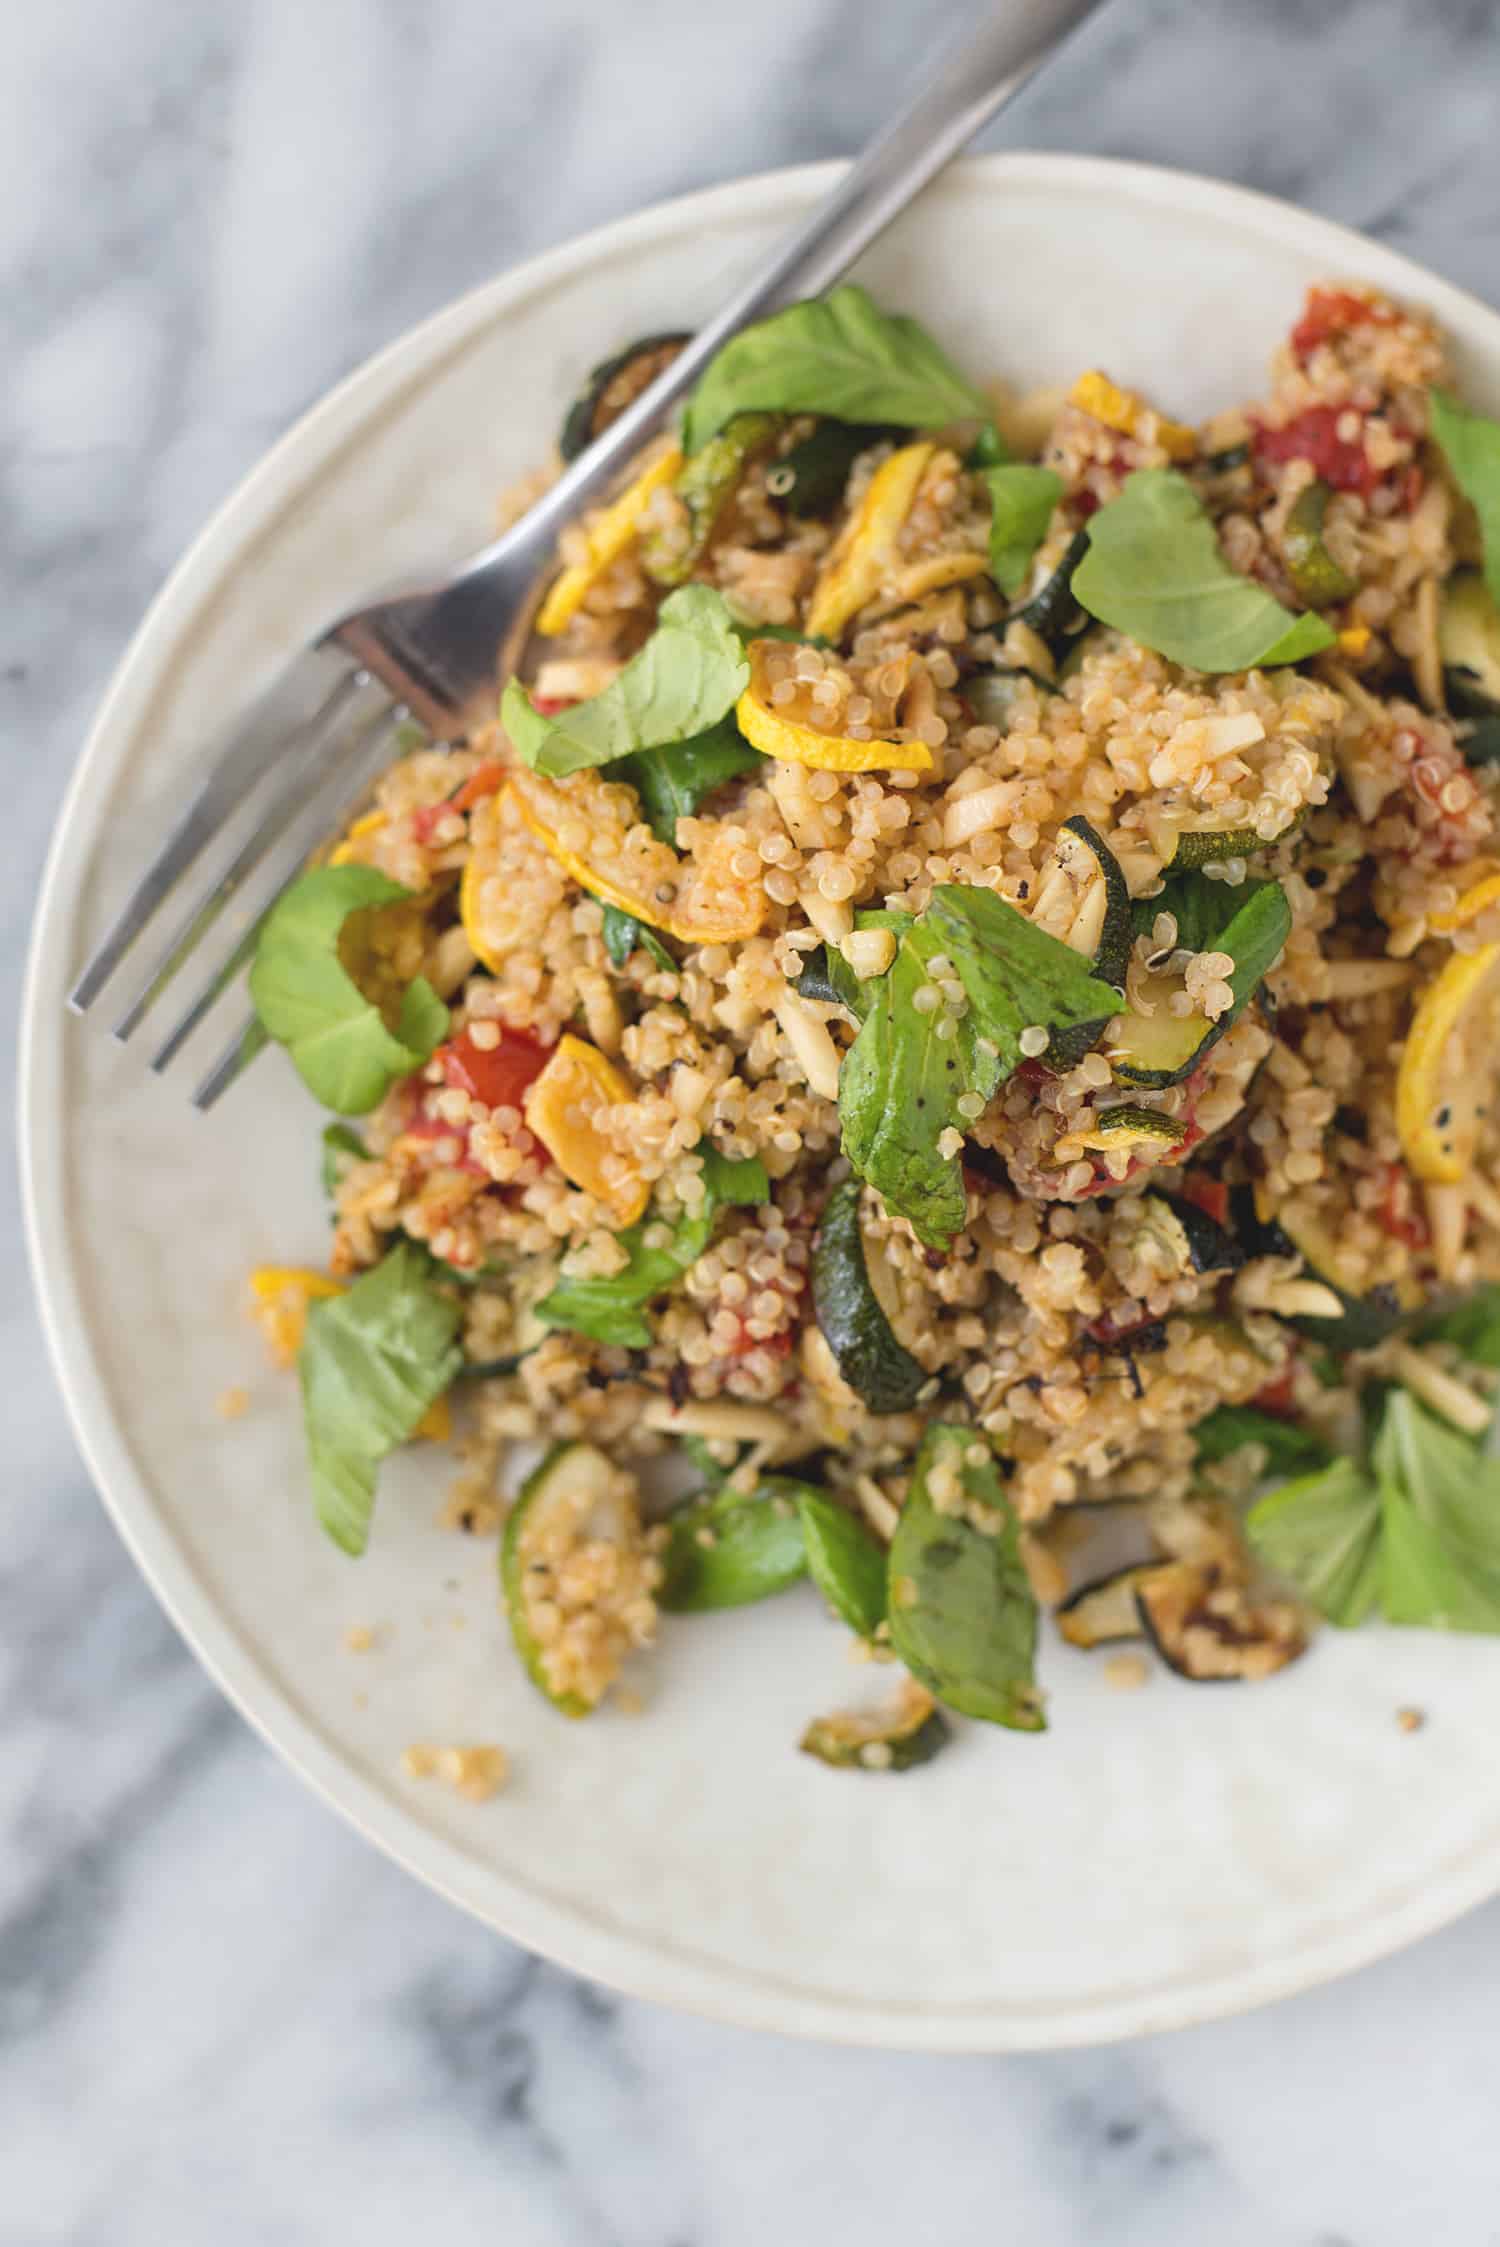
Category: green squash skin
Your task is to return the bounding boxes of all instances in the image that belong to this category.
[642,412,781,586]
[1014,526,1091,657]
[800,1702,951,1769]
[1111,1009,1230,1089]
[1140,1189,1243,1274]
[769,420,899,517]
[810,1179,928,1415]
[1281,479,1358,606]
[1083,1102,1188,1147]
[1060,815,1133,989]
[499,1443,596,1718]
[558,332,690,461]
[1038,816,1129,1069]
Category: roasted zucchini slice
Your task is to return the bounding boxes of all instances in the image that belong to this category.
[1282,478,1357,607]
[559,332,690,461]
[1395,942,1500,1184]
[1439,568,1500,719]
[1111,874,1290,1090]
[1054,1105,1188,1162]
[810,1178,927,1414]
[1057,1563,1163,1649]
[1013,526,1092,659]
[500,1444,659,1716]
[1134,1189,1243,1274]
[800,1680,950,1770]
[641,412,781,586]
[766,420,898,517]
[1134,1561,1305,1682]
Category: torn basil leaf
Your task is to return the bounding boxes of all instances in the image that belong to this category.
[616,716,764,846]
[838,884,1121,1248]
[1072,469,1336,670]
[1245,1456,1383,1627]
[797,1490,889,1638]
[249,865,449,1115]
[683,285,990,454]
[1416,1283,1500,1367]
[659,1477,814,1611]
[297,1242,463,1556]
[886,1426,1043,1730]
[502,585,749,778]
[537,1145,769,1349]
[985,464,1064,598]
[1429,389,1500,604]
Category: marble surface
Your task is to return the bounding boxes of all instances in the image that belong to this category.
[8,0,1500,2235]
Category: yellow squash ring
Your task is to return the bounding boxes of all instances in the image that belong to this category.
[522,1033,649,1226]
[804,442,935,642]
[1395,942,1500,1182]
[535,447,683,636]
[504,771,764,946]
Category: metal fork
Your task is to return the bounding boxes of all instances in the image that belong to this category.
[70,0,1106,1108]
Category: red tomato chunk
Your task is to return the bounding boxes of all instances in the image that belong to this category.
[1251,405,1379,498]
[438,1025,555,1113]
[1290,287,1394,364]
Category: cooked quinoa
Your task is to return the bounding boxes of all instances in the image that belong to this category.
[251,281,1500,1746]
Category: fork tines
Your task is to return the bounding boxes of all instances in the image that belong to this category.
[69,644,420,1105]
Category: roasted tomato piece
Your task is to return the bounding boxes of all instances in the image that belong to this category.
[437,1025,555,1113]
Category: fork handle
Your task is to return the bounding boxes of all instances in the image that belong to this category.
[469,0,1108,565]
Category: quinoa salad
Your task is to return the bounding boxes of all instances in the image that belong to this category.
[246,280,1500,1766]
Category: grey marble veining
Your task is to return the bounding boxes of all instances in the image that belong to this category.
[7,0,1500,2238]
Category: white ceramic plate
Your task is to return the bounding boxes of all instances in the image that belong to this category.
[24,156,1500,2051]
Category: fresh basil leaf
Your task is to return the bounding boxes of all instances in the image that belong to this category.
[1375,1390,1500,1579]
[1135,871,1292,1031]
[297,1242,463,1556]
[1194,1403,1334,1476]
[1245,1457,1383,1626]
[1416,1284,1500,1367]
[839,885,1121,1247]
[1072,469,1336,670]
[1379,1481,1500,1632]
[536,1144,768,1347]
[1429,390,1500,604]
[321,1123,369,1201]
[985,465,1064,598]
[616,715,765,846]
[1364,1391,1500,1633]
[839,937,977,1249]
[249,866,449,1115]
[798,1492,888,1638]
[926,885,1125,1074]
[659,1476,813,1610]
[683,285,990,454]
[502,586,749,778]
[886,1426,1043,1730]
[600,902,677,972]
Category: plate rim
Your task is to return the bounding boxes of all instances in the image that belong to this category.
[23,149,1500,2050]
